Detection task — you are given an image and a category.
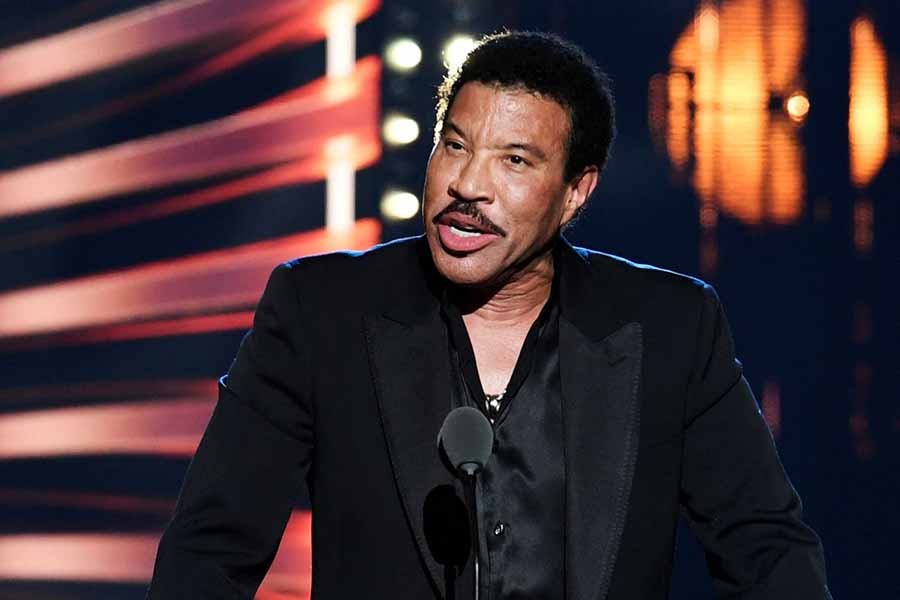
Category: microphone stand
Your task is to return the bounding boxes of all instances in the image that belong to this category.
[461,463,481,600]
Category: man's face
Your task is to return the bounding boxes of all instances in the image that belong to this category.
[422,81,594,287]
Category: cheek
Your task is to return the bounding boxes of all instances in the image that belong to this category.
[423,155,451,204]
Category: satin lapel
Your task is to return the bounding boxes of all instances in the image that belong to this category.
[556,238,643,600]
[561,318,643,600]
[364,310,454,598]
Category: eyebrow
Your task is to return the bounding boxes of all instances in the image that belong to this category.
[443,120,548,161]
[442,120,467,140]
[502,142,547,161]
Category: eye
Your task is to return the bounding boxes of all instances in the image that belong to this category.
[507,154,528,166]
[444,140,464,152]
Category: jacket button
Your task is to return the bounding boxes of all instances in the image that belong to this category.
[493,522,506,536]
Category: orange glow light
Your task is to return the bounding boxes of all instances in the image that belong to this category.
[661,0,807,229]
[849,16,889,188]
[786,92,810,121]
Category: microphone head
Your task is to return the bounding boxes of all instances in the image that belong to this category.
[437,406,494,476]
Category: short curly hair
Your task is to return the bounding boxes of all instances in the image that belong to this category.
[435,31,616,186]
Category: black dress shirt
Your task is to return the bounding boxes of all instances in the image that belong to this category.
[441,282,566,600]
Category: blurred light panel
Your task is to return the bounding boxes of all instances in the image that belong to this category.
[849,15,889,189]
[0,219,380,342]
[0,2,383,598]
[656,0,807,240]
[0,57,381,221]
[380,190,420,220]
[0,399,213,459]
[0,0,327,99]
[382,113,420,145]
[0,533,160,583]
[442,34,476,72]
[384,37,422,71]
[0,510,311,591]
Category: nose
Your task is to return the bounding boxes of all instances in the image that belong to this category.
[447,153,492,203]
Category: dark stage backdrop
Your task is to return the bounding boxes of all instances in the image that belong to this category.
[0,1,896,598]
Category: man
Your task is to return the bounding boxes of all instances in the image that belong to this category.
[148,32,831,599]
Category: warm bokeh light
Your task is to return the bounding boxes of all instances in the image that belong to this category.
[659,0,808,235]
[384,37,422,71]
[442,34,476,72]
[380,190,420,220]
[382,113,420,145]
[849,16,889,189]
[768,118,805,224]
[786,92,810,121]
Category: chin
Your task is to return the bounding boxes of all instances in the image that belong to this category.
[426,234,503,288]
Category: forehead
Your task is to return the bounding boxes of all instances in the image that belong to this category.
[447,82,570,148]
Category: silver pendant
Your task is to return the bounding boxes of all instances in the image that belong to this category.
[484,390,505,422]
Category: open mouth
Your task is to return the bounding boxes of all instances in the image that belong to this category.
[434,212,501,253]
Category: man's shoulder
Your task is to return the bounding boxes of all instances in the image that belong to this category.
[269,236,424,309]
[572,244,710,298]
[281,235,421,277]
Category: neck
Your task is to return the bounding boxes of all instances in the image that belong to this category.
[449,245,555,326]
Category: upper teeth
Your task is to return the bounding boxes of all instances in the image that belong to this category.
[450,225,482,238]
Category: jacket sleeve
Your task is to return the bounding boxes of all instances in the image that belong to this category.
[679,284,831,599]
[147,263,314,599]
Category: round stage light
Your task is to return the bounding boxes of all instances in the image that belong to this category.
[385,38,422,72]
[382,114,420,145]
[381,190,420,220]
[442,34,476,72]
[786,92,810,121]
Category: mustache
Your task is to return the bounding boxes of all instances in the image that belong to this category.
[432,200,507,236]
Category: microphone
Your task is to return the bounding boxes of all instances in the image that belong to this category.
[437,407,494,600]
[437,406,494,476]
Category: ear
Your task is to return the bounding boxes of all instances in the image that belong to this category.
[559,166,599,227]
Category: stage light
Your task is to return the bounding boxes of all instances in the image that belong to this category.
[385,37,422,72]
[382,113,419,145]
[380,190,420,220]
[442,34,476,71]
[786,92,810,121]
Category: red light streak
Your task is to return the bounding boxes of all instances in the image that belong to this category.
[0,219,380,343]
[0,121,380,253]
[0,399,214,460]
[0,533,159,582]
[0,57,380,220]
[0,0,379,100]
[0,511,311,591]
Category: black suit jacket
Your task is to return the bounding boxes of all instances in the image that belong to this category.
[147,235,831,599]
